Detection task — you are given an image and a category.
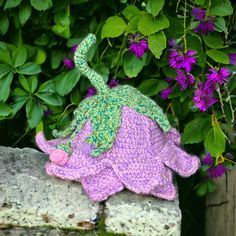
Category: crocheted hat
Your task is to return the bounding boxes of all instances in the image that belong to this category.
[36,34,200,202]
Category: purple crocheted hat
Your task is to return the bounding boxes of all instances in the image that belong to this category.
[36,34,200,202]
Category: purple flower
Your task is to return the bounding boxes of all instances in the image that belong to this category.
[202,153,214,165]
[169,50,184,69]
[193,83,217,112]
[175,70,195,90]
[169,49,196,72]
[168,39,181,49]
[108,78,119,88]
[85,86,97,98]
[71,44,78,53]
[208,164,227,178]
[44,110,52,117]
[194,17,215,35]
[206,68,230,85]
[182,50,197,72]
[160,87,173,99]
[192,7,206,20]
[229,53,236,65]
[63,57,74,70]
[129,35,149,58]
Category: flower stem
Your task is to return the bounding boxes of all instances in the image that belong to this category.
[216,87,227,122]
[182,0,187,53]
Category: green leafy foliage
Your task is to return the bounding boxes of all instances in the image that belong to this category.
[204,126,226,157]
[0,0,235,211]
[101,16,127,39]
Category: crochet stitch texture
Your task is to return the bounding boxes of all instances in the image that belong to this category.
[36,34,200,201]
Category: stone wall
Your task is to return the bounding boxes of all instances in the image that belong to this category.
[0,146,181,236]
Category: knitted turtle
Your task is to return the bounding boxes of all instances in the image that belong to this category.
[36,34,200,201]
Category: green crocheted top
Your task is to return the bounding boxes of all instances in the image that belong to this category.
[53,34,171,157]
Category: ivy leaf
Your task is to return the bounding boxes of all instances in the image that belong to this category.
[123,52,146,77]
[30,0,53,11]
[18,62,41,75]
[12,46,27,68]
[125,15,141,35]
[194,0,205,5]
[209,0,233,16]
[206,49,230,64]
[122,5,140,20]
[181,117,211,144]
[0,12,9,35]
[0,72,13,102]
[204,126,226,157]
[138,14,169,36]
[149,0,165,17]
[203,33,224,49]
[19,4,32,25]
[26,99,43,128]
[101,16,127,39]
[138,79,168,96]
[0,103,12,116]
[148,31,166,59]
[4,0,22,9]
[54,69,81,96]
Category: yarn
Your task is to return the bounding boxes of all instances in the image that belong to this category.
[35,34,200,202]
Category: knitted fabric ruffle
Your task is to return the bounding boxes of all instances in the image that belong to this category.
[36,106,200,202]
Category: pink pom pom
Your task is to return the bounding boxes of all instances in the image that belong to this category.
[49,149,69,166]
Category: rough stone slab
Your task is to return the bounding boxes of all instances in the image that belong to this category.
[0,146,99,230]
[105,191,181,236]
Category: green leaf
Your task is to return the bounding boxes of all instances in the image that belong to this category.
[93,62,109,83]
[123,52,146,77]
[0,49,12,65]
[30,0,53,11]
[34,48,47,65]
[209,0,233,16]
[101,16,127,39]
[138,14,169,36]
[28,75,38,93]
[0,72,13,102]
[214,17,228,33]
[207,180,217,193]
[18,62,41,75]
[54,69,81,96]
[19,4,32,25]
[36,93,63,106]
[12,46,27,67]
[162,67,177,78]
[149,0,165,17]
[37,80,55,93]
[186,34,203,52]
[19,74,30,92]
[4,0,22,9]
[26,99,43,128]
[196,182,208,197]
[54,10,70,26]
[203,33,224,49]
[148,31,166,59]
[122,5,140,20]
[0,103,12,116]
[52,24,71,39]
[13,87,28,96]
[138,79,168,96]
[0,64,11,79]
[181,117,211,144]
[206,49,230,64]
[125,15,141,35]
[194,0,205,5]
[0,12,9,35]
[204,126,226,157]
[50,50,64,69]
